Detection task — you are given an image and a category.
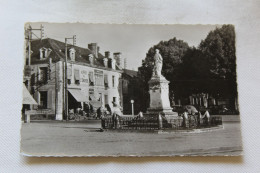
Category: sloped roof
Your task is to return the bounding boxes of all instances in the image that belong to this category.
[30,38,119,70]
[123,69,138,78]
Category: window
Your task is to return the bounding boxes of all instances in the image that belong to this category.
[67,68,72,85]
[112,75,115,87]
[39,91,48,109]
[94,70,104,86]
[104,95,108,104]
[113,97,117,103]
[104,74,108,88]
[98,93,102,101]
[89,71,94,86]
[74,69,80,84]
[31,73,35,86]
[39,67,48,83]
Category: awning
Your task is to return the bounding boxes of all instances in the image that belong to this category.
[89,95,96,101]
[89,100,102,108]
[23,84,38,105]
[68,89,88,102]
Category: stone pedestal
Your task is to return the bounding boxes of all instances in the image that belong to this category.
[144,75,180,123]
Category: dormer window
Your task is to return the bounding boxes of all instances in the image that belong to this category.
[103,58,108,67]
[89,54,94,65]
[44,49,48,58]
[46,48,52,58]
[111,58,116,70]
[39,48,44,59]
[39,47,52,59]
[69,48,76,61]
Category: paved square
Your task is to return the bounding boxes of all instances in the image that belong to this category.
[21,117,242,156]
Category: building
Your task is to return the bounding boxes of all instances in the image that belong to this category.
[121,69,144,115]
[24,38,123,120]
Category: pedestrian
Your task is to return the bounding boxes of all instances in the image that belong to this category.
[112,101,122,116]
[112,101,122,129]
[183,111,189,128]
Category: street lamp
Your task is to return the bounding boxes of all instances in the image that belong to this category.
[130,100,134,116]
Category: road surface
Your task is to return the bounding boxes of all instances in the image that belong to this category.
[20,116,242,156]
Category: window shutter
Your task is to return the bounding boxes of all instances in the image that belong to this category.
[67,68,72,79]
[104,75,108,86]
[74,69,80,81]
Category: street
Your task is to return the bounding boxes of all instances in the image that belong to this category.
[20,116,242,156]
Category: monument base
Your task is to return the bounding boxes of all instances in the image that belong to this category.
[144,108,182,126]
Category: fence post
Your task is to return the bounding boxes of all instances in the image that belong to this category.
[101,118,105,129]
[158,113,163,130]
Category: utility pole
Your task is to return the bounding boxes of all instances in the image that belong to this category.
[25,24,44,107]
[27,24,44,66]
[64,35,76,121]
[24,25,43,109]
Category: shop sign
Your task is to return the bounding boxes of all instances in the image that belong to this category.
[81,70,88,83]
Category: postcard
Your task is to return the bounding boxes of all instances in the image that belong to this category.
[21,23,242,156]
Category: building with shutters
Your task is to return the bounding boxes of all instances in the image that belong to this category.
[24,38,123,120]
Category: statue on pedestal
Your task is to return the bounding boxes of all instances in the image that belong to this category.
[144,49,180,125]
[153,49,163,77]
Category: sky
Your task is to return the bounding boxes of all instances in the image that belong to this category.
[28,23,219,70]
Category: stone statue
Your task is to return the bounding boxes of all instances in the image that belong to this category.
[153,49,163,77]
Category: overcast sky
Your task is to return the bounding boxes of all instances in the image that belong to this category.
[28,23,219,70]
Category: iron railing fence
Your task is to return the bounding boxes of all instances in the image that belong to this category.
[101,115,222,130]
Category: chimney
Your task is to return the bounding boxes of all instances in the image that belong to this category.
[105,51,110,58]
[113,52,122,68]
[88,43,98,58]
[124,58,127,69]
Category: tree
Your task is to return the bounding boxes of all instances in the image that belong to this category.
[199,25,237,110]
[199,25,236,80]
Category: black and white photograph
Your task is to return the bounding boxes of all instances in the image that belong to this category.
[21,23,242,156]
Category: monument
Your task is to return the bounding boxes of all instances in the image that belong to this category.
[145,49,180,123]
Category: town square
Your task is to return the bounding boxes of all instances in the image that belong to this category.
[21,23,242,156]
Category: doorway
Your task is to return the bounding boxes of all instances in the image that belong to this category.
[39,91,48,109]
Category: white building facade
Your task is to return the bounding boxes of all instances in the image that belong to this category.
[26,38,123,120]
